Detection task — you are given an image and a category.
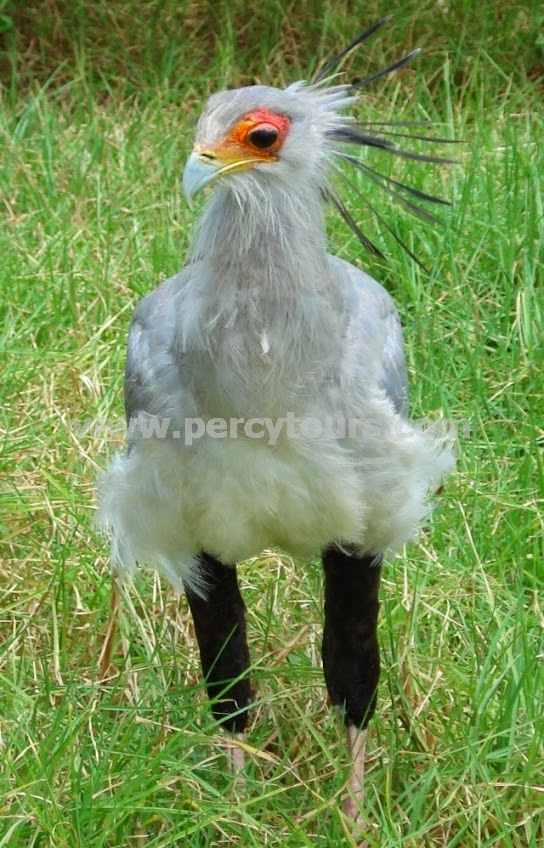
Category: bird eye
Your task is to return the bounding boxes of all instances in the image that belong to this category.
[247,125,280,150]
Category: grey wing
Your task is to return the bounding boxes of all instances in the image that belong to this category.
[124,267,195,425]
[380,308,409,418]
[329,255,409,418]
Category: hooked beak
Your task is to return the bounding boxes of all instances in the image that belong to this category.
[182,149,263,200]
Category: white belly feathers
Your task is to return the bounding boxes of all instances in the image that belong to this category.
[97,392,452,596]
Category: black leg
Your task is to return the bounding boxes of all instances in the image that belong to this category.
[322,547,382,728]
[185,552,252,734]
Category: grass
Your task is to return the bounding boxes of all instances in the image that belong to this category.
[1,0,543,845]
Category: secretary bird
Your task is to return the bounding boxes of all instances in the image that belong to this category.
[98,17,454,833]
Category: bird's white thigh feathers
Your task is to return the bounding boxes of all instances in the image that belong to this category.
[97,401,453,596]
[352,401,455,554]
[96,442,199,594]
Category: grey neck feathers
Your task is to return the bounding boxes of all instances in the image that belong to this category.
[180,178,345,411]
[190,178,329,285]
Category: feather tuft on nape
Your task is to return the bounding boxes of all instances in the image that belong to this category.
[303,17,459,265]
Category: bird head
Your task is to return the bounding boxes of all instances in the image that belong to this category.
[182,17,456,265]
[182,83,350,199]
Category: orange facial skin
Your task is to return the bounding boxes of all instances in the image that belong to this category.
[200,109,291,164]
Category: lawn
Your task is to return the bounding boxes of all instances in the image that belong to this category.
[1,1,543,846]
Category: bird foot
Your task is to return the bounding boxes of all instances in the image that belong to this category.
[342,795,369,848]
[343,725,369,847]
[225,732,246,775]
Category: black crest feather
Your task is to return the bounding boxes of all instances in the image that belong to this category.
[315,19,458,267]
